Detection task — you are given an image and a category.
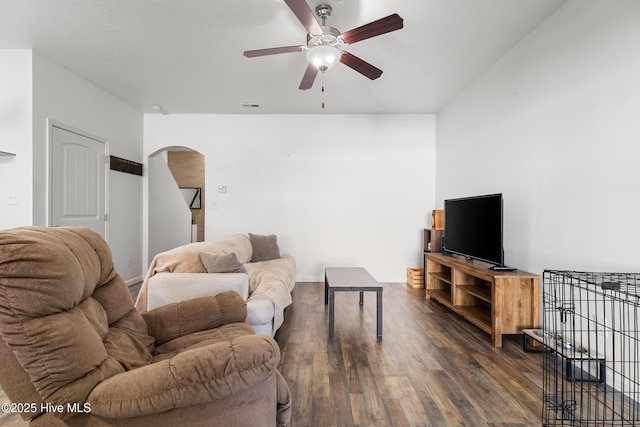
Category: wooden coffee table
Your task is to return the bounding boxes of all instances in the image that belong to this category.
[324,267,382,341]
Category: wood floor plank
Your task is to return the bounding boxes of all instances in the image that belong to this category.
[470,353,541,420]
[312,350,330,397]
[438,349,509,420]
[292,350,315,427]
[421,369,482,426]
[340,332,363,394]
[381,398,412,427]
[388,376,429,425]
[328,370,355,425]
[311,396,333,427]
[355,362,387,425]
[349,393,368,425]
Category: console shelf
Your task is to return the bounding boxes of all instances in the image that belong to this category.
[429,288,453,305]
[430,271,451,284]
[425,252,540,347]
[457,284,491,303]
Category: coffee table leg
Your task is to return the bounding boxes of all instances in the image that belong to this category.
[359,291,364,305]
[329,289,335,340]
[324,273,329,305]
[376,289,382,341]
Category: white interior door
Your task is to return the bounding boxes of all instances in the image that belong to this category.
[50,125,107,239]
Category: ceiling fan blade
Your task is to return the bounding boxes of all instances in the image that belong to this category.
[340,52,383,80]
[284,0,322,35]
[342,13,404,44]
[244,45,305,58]
[299,64,319,90]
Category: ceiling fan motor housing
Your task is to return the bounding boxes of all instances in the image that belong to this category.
[306,26,344,48]
[309,4,344,47]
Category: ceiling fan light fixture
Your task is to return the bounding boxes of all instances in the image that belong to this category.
[306,45,342,72]
[243,1,403,90]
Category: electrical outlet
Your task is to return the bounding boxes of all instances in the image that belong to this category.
[126,258,132,267]
[7,194,19,205]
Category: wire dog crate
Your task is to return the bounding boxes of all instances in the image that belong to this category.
[541,270,640,426]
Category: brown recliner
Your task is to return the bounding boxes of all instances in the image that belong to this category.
[0,226,291,426]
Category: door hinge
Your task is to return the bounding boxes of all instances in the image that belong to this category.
[104,214,109,221]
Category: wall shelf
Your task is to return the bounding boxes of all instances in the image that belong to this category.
[0,151,16,156]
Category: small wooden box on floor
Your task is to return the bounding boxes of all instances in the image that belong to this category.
[406,268,424,288]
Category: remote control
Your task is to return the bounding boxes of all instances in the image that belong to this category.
[489,265,517,272]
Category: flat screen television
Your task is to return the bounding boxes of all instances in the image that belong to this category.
[443,193,504,267]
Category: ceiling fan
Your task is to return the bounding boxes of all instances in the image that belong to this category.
[243,0,404,90]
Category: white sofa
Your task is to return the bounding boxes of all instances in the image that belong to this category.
[134,234,296,336]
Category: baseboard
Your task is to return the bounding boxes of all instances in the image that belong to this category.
[296,276,406,284]
[126,276,144,286]
[296,276,324,283]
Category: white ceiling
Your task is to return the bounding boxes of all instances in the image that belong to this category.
[0,0,567,114]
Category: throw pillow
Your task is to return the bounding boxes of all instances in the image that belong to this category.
[249,233,281,262]
[199,252,247,274]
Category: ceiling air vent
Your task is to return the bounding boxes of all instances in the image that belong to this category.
[241,103,262,109]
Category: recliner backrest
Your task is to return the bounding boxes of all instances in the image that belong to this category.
[0,227,154,421]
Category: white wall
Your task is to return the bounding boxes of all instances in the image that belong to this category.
[436,0,640,275]
[148,152,192,259]
[0,50,32,229]
[144,114,436,282]
[31,53,145,284]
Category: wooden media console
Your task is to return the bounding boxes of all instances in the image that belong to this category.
[424,252,541,347]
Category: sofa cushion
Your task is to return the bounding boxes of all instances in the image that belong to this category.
[200,252,247,274]
[249,233,281,262]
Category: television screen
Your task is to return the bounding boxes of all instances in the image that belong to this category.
[443,193,503,266]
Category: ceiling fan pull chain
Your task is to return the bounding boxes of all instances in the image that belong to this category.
[321,73,326,109]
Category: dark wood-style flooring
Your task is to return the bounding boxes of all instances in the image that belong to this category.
[1,282,544,426]
[275,282,542,427]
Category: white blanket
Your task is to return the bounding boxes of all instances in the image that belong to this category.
[135,235,295,335]
[135,234,252,312]
[244,257,296,332]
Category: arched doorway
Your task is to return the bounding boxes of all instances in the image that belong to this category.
[147,146,205,262]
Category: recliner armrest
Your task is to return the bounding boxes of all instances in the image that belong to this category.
[142,291,247,345]
[87,334,280,419]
